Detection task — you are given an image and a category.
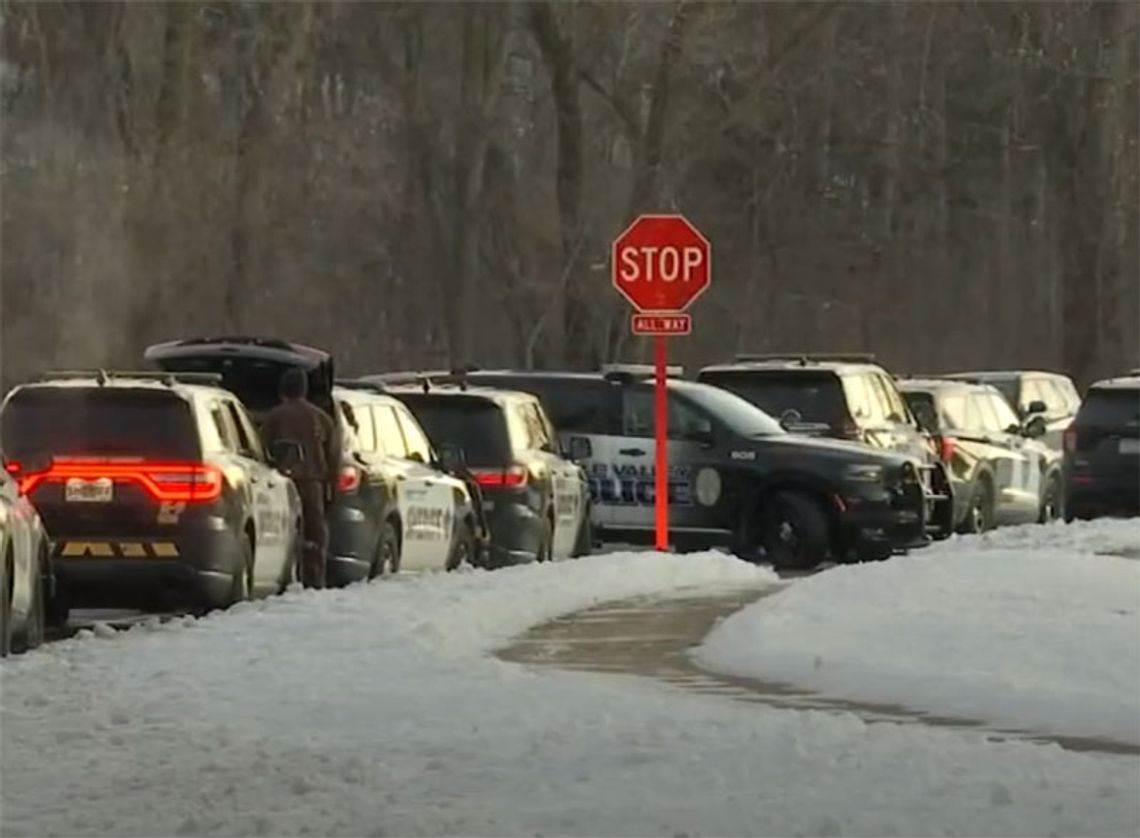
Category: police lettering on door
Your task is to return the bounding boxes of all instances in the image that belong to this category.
[586,462,693,506]
[406,505,453,540]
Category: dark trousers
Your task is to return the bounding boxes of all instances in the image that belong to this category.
[294,480,329,589]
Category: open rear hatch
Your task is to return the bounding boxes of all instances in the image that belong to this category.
[145,337,336,421]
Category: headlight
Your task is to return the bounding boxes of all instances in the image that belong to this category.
[844,463,885,483]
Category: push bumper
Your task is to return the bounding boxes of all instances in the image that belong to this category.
[1064,470,1140,519]
[839,462,933,558]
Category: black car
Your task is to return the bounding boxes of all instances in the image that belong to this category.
[376,378,592,567]
[332,382,487,578]
[0,372,303,616]
[941,370,1081,453]
[431,367,938,571]
[696,354,954,538]
[897,379,1063,532]
[1063,376,1140,521]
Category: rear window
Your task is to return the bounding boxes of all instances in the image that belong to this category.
[398,396,511,467]
[1076,389,1140,428]
[701,371,846,425]
[470,376,622,435]
[1,388,199,460]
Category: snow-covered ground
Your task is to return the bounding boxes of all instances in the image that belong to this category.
[2,546,1138,837]
[697,519,1140,745]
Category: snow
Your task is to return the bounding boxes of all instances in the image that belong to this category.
[696,519,1140,745]
[2,547,1138,837]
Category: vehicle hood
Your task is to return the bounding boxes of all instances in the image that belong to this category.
[751,433,914,465]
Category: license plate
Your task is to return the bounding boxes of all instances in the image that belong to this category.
[1121,438,1140,455]
[65,477,113,503]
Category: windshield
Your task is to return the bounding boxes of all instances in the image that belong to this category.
[672,382,784,437]
[1,387,200,460]
[397,396,512,467]
[700,371,846,427]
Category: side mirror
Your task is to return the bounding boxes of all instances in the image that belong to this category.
[1024,415,1047,439]
[567,436,592,462]
[1026,400,1047,416]
[438,444,467,474]
[268,440,305,473]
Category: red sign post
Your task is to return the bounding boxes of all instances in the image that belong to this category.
[612,214,711,552]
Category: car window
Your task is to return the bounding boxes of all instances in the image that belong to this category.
[224,401,259,457]
[939,394,980,431]
[394,406,433,462]
[704,371,845,427]
[1034,378,1068,415]
[211,403,240,453]
[1021,378,1048,413]
[341,400,376,452]
[479,377,622,436]
[400,396,512,467]
[1,387,201,460]
[622,389,712,440]
[863,375,893,423]
[878,376,913,423]
[373,405,408,458]
[522,402,554,451]
[1076,388,1140,427]
[902,392,939,432]
[988,392,1021,430]
[1053,376,1081,412]
[841,375,875,422]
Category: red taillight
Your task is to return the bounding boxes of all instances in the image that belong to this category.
[337,465,361,494]
[18,459,223,503]
[470,464,528,489]
[1063,426,1078,453]
[4,460,19,475]
[939,436,956,464]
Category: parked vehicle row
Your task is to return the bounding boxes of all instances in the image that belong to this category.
[1,335,1134,656]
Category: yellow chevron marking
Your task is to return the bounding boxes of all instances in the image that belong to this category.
[151,542,179,558]
[119,542,147,558]
[60,542,115,557]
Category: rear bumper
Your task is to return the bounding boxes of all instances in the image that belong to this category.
[50,525,243,610]
[327,503,375,586]
[483,497,543,567]
[1064,471,1140,519]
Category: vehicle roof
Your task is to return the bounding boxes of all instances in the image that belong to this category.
[699,360,885,376]
[332,385,402,408]
[386,384,540,408]
[145,336,331,368]
[896,377,997,394]
[942,370,1063,381]
[10,376,227,401]
[1089,375,1140,391]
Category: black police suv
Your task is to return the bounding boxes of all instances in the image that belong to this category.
[695,354,954,539]
[376,377,592,567]
[1063,375,1140,521]
[941,370,1081,453]
[331,382,487,579]
[897,378,1063,532]
[431,367,936,571]
[0,372,303,617]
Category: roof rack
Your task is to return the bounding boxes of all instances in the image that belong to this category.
[39,370,224,387]
[369,370,470,392]
[731,353,878,365]
[335,378,389,395]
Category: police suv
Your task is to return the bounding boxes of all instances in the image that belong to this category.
[332,381,488,578]
[0,450,52,654]
[445,367,936,570]
[374,376,592,566]
[0,371,303,617]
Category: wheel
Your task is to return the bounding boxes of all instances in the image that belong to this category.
[13,553,45,653]
[1,551,13,658]
[446,520,476,571]
[758,491,831,571]
[535,516,554,563]
[1038,474,1062,524]
[228,537,253,606]
[960,478,994,534]
[375,519,400,576]
[571,512,593,558]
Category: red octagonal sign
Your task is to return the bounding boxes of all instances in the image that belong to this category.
[612,214,711,313]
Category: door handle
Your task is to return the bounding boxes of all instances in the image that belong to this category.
[619,448,646,456]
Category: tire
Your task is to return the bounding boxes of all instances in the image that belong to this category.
[758,491,831,572]
[228,537,253,606]
[571,512,593,558]
[375,519,400,576]
[1,551,13,658]
[1038,474,1062,524]
[13,553,45,654]
[960,478,994,534]
[446,520,476,571]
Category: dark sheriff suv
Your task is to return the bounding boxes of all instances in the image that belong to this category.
[436,367,939,571]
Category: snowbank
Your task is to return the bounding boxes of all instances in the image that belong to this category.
[696,520,1140,744]
[2,548,1137,837]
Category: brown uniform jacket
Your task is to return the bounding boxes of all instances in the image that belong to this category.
[260,398,340,484]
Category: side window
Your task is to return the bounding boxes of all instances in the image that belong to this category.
[842,376,874,421]
[863,375,892,423]
[879,377,912,423]
[340,400,376,452]
[622,389,710,440]
[1021,378,1046,413]
[232,404,265,459]
[211,403,239,453]
[521,402,553,451]
[394,407,432,463]
[623,389,655,437]
[373,406,408,458]
[507,403,535,450]
[1037,379,1067,415]
[545,384,623,435]
[224,401,258,457]
[940,394,971,430]
[988,393,1021,431]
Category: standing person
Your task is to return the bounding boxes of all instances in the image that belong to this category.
[260,368,340,588]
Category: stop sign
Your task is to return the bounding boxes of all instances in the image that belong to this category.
[612,214,711,313]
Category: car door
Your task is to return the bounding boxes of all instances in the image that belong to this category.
[973,392,1039,522]
[220,399,291,590]
[554,382,624,531]
[389,404,455,570]
[518,400,581,560]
